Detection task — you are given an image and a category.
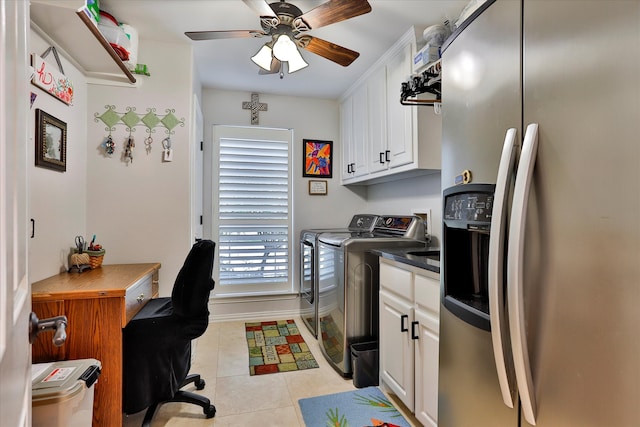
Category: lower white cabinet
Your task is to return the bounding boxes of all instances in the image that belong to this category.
[379,258,440,427]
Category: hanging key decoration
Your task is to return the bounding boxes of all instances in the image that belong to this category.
[124,134,135,164]
[144,136,153,154]
[162,137,173,162]
[102,134,115,155]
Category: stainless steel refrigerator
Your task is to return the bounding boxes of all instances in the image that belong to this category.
[438,1,640,426]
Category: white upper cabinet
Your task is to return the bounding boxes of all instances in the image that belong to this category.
[341,87,369,180]
[340,27,441,185]
[385,41,415,170]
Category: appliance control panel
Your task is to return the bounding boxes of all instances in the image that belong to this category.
[347,214,378,232]
[444,192,493,223]
[375,215,415,231]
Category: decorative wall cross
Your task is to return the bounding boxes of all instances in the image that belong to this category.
[242,93,268,125]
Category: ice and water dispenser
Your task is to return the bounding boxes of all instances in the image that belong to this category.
[442,184,495,331]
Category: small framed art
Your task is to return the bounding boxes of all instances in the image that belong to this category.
[303,139,332,178]
[308,180,328,195]
[35,109,67,172]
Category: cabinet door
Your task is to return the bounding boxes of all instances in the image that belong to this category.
[386,42,415,169]
[379,290,414,411]
[351,84,369,178]
[368,65,388,174]
[414,308,439,427]
[340,96,354,181]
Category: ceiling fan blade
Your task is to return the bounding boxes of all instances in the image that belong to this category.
[297,0,371,30]
[258,58,282,74]
[185,30,266,41]
[299,36,359,67]
[242,0,278,18]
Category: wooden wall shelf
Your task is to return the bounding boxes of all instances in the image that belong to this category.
[30,0,136,84]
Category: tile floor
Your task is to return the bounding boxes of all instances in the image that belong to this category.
[122,316,420,426]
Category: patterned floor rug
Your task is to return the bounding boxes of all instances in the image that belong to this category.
[298,386,411,427]
[245,319,319,376]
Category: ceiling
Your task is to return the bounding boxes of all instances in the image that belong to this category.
[99,1,469,99]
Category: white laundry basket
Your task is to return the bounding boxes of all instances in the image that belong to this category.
[32,359,101,427]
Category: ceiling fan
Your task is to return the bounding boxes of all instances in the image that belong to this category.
[185,0,372,75]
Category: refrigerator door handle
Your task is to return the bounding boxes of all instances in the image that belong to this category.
[488,128,519,409]
[507,123,539,425]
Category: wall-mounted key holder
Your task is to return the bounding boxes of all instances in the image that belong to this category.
[94,106,184,163]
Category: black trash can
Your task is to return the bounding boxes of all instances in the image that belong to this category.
[351,341,379,388]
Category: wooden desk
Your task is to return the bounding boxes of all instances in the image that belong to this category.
[32,263,161,427]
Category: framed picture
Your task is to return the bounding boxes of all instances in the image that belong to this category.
[308,180,328,195]
[303,139,332,178]
[35,109,67,172]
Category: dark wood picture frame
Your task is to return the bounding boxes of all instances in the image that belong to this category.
[35,109,67,172]
[303,139,332,178]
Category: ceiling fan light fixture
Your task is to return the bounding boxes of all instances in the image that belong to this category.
[272,34,297,61]
[286,49,308,73]
[251,44,273,71]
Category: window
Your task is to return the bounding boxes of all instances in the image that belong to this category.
[212,126,293,295]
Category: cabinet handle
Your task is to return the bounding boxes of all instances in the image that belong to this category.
[385,150,390,162]
[137,294,145,304]
[411,321,419,340]
[400,314,408,332]
[379,152,385,164]
[347,163,351,173]
[351,163,356,173]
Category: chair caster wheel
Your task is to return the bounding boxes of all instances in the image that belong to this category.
[195,378,205,390]
[205,404,216,418]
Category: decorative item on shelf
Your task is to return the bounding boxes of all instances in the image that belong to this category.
[132,64,150,76]
[31,46,74,105]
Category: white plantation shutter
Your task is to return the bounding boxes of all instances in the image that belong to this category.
[213,126,293,294]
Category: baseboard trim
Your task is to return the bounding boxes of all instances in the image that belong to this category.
[208,294,301,323]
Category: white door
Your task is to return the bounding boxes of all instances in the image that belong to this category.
[191,95,204,242]
[0,0,32,425]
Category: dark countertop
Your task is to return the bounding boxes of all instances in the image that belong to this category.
[372,247,440,273]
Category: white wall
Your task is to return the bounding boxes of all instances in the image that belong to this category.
[366,173,442,246]
[29,31,88,282]
[86,39,195,295]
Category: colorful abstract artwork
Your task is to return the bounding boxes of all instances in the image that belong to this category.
[303,139,332,178]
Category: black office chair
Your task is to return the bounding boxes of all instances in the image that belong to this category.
[123,240,216,426]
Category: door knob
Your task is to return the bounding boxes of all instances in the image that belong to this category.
[29,312,67,347]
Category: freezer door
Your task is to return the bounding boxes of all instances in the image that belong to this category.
[440,0,521,189]
[519,1,640,426]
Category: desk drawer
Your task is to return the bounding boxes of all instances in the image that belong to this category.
[124,274,153,326]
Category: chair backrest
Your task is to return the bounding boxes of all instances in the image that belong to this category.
[171,240,216,318]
